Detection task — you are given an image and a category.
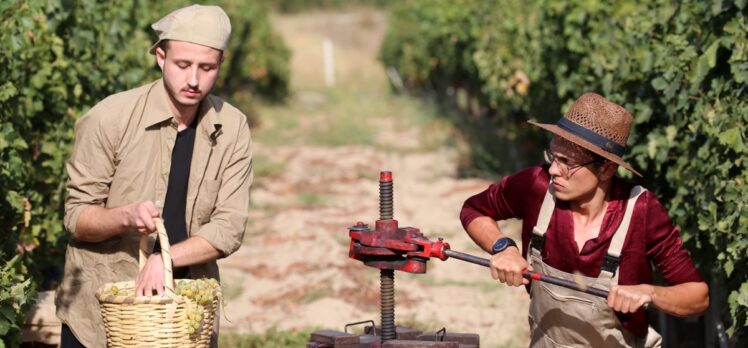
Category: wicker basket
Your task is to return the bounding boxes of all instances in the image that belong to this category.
[96,218,219,347]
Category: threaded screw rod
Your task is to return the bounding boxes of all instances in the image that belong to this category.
[379,171,393,220]
[378,171,396,340]
[380,269,396,340]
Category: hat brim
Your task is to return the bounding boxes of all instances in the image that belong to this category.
[148,38,226,55]
[149,40,162,55]
[528,120,642,177]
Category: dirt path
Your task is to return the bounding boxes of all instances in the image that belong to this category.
[218,9,530,347]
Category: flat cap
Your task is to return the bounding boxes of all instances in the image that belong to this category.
[149,4,231,54]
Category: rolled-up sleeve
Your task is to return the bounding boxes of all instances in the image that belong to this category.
[193,119,253,257]
[64,104,117,237]
[460,165,545,229]
[460,181,513,229]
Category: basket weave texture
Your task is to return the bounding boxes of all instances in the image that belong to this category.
[96,219,219,347]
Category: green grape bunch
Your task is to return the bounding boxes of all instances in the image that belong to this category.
[184,305,205,335]
[175,278,222,336]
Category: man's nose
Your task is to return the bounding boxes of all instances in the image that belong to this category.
[188,67,199,88]
[548,158,562,177]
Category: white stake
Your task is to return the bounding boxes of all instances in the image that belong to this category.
[323,38,335,87]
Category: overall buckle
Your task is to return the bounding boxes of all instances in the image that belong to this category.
[602,254,620,275]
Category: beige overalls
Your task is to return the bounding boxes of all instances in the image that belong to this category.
[526,185,663,348]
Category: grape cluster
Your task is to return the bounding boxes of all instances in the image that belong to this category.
[184,305,205,335]
[175,279,222,335]
[175,278,220,305]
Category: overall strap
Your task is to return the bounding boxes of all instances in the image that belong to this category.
[599,185,646,282]
[529,182,555,261]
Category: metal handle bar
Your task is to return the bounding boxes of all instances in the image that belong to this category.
[443,249,610,298]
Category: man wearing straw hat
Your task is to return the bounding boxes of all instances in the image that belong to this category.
[460,93,709,347]
[56,5,252,347]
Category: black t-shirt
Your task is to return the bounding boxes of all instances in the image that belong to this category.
[154,116,197,279]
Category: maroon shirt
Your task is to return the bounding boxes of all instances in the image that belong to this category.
[460,164,704,338]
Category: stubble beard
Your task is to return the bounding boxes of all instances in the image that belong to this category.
[164,79,202,114]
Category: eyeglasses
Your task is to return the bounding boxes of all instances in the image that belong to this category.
[544,149,603,178]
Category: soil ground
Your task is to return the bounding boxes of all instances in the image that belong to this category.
[218,8,531,347]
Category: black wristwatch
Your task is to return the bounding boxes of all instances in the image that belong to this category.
[491,237,517,255]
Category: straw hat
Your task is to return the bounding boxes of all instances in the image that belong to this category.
[528,93,642,177]
[149,5,232,54]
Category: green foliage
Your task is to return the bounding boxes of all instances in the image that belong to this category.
[0,254,33,348]
[0,0,288,343]
[380,0,552,175]
[266,0,392,13]
[219,328,315,348]
[381,0,748,340]
[380,0,485,89]
[217,0,291,101]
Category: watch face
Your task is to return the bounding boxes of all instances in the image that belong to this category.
[492,238,508,254]
[492,238,516,254]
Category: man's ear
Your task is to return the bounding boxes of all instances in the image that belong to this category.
[155,47,166,71]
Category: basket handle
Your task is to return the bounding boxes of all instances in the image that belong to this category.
[138,218,176,297]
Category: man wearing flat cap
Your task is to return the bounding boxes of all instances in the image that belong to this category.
[460,93,708,347]
[56,5,252,347]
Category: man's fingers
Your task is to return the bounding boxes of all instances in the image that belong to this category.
[620,295,632,313]
[502,269,513,284]
[135,284,145,297]
[135,274,144,296]
[135,280,164,297]
[491,251,530,287]
[140,210,156,231]
[495,267,523,286]
[514,271,525,286]
[512,268,525,286]
[129,201,159,233]
[631,295,647,313]
[608,286,646,313]
[144,201,160,217]
[627,302,638,313]
[501,271,512,285]
[626,295,638,313]
[152,278,165,296]
[607,286,618,309]
[136,281,152,297]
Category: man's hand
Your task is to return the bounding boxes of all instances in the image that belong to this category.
[490,247,531,286]
[124,201,160,235]
[607,284,654,313]
[135,252,165,296]
[73,201,161,242]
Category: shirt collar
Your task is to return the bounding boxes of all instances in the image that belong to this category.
[143,78,223,141]
[197,95,223,142]
[143,79,174,128]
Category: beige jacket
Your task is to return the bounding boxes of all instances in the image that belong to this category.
[55,79,253,347]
